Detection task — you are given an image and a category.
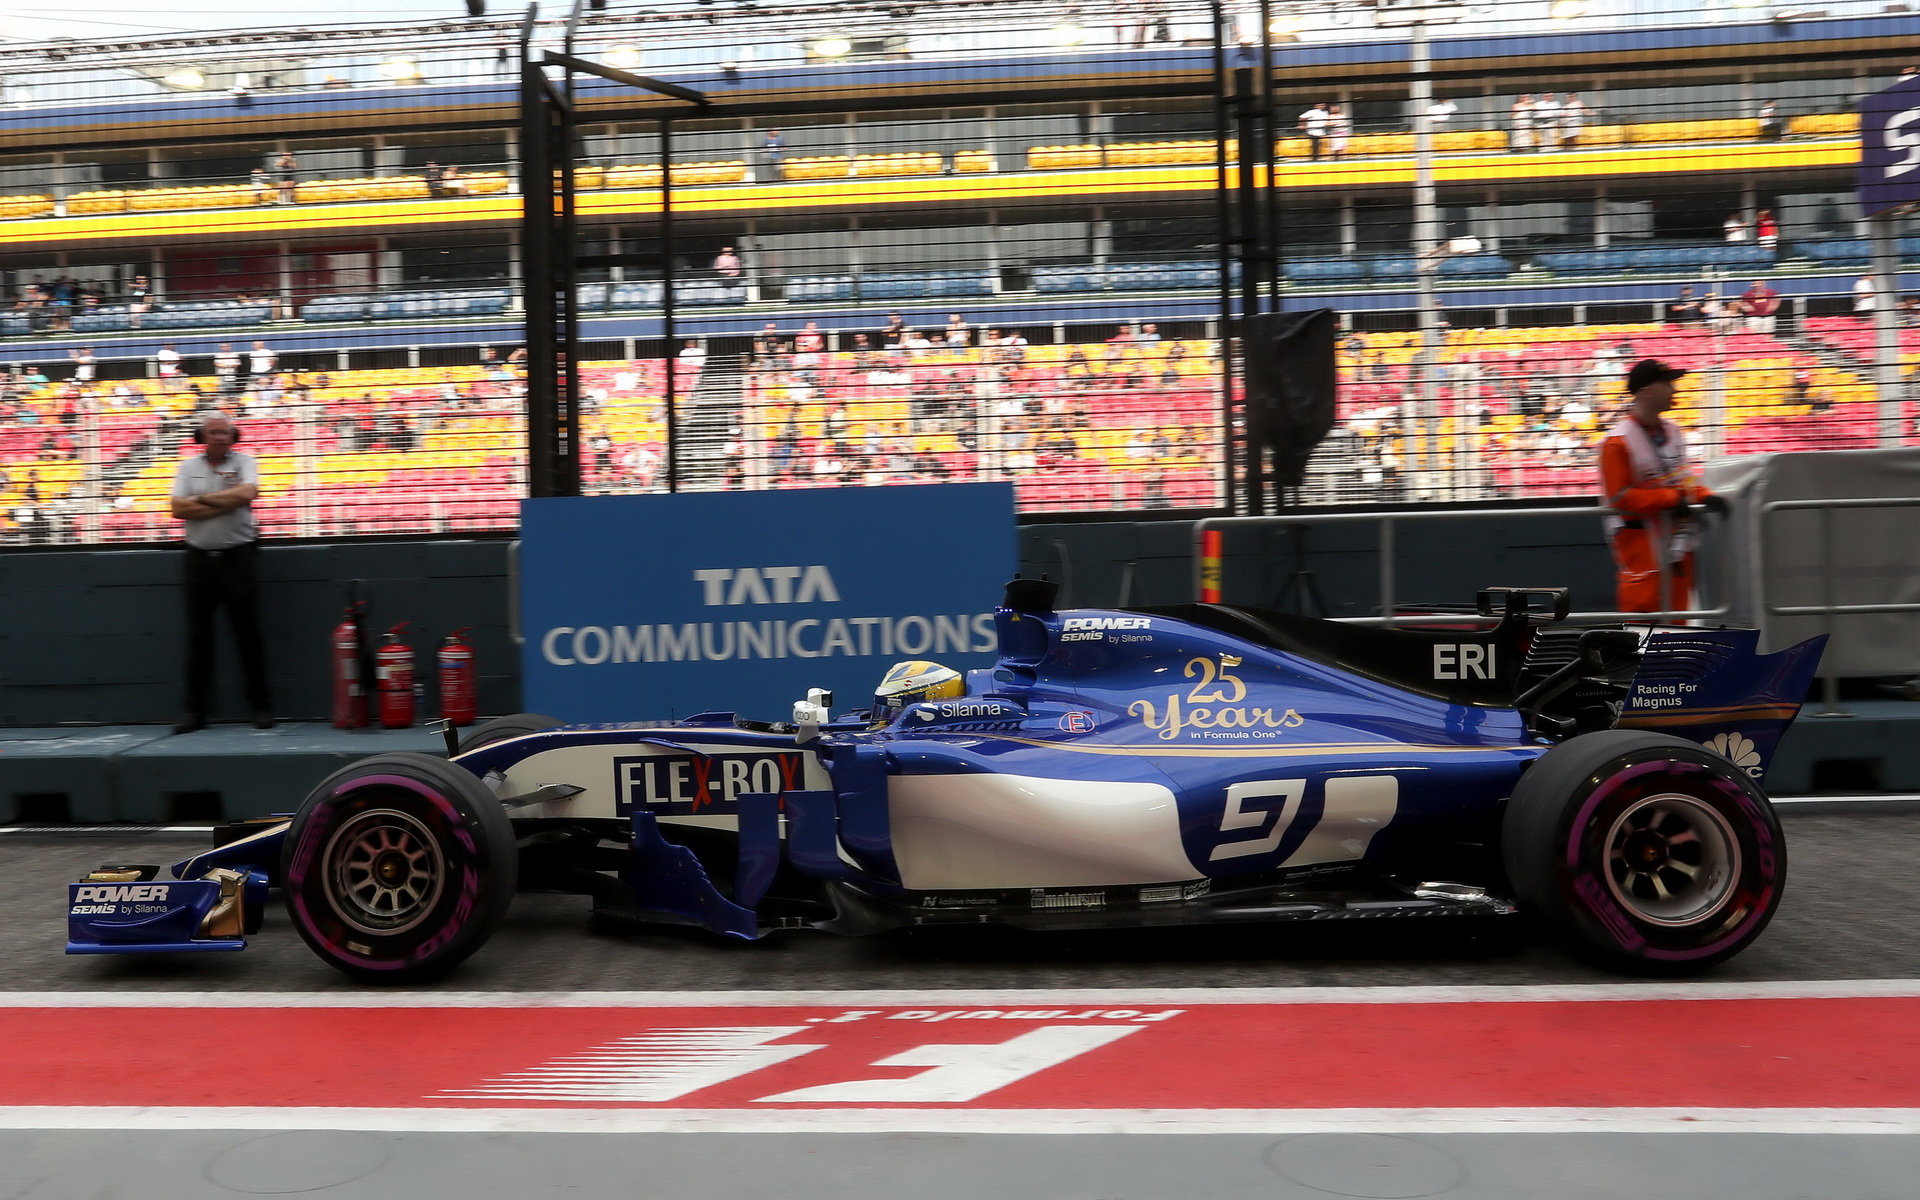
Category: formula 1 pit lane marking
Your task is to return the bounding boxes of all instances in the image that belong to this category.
[2,985,1920,1127]
[3,1107,1920,1136]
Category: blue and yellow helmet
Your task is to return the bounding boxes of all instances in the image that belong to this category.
[872,660,965,724]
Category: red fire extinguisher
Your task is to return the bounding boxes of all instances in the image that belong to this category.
[375,622,416,729]
[331,586,370,729]
[438,627,477,727]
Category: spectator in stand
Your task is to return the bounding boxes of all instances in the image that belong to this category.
[1754,208,1780,253]
[880,312,907,347]
[48,276,77,332]
[1739,279,1781,333]
[944,314,971,347]
[677,339,708,369]
[1138,322,1162,344]
[440,165,468,196]
[1701,291,1736,334]
[1668,285,1703,324]
[713,245,742,279]
[247,340,277,381]
[1757,99,1785,141]
[1509,94,1536,151]
[1297,102,1331,159]
[170,415,272,733]
[586,429,614,480]
[1899,294,1920,325]
[1558,93,1595,147]
[1326,104,1352,158]
[1425,97,1458,131]
[997,327,1029,364]
[759,129,786,182]
[793,321,826,367]
[1598,359,1726,615]
[1722,211,1750,243]
[1853,274,1878,317]
[250,167,273,205]
[1531,92,1562,149]
[127,274,153,328]
[68,347,96,385]
[273,151,299,203]
[214,344,241,393]
[424,161,450,198]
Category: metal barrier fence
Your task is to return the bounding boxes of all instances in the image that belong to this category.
[1757,495,1920,716]
[1191,506,1725,626]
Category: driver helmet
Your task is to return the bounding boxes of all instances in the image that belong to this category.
[871,660,964,724]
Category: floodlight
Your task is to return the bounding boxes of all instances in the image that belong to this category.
[1269,10,1308,34]
[378,55,424,80]
[1548,0,1590,17]
[162,67,209,89]
[810,34,853,57]
[604,44,641,67]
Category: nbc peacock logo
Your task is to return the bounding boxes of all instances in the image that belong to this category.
[1706,731,1764,778]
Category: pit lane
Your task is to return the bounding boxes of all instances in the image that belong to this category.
[8,806,1917,991]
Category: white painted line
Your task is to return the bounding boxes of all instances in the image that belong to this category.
[6,980,1920,1007]
[0,825,214,835]
[1774,794,1920,806]
[0,1106,1916,1135]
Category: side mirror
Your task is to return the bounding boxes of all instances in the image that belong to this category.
[792,687,834,742]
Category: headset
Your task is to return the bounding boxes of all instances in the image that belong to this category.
[192,418,242,445]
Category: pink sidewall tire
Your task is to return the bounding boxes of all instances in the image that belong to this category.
[282,751,516,983]
[1502,730,1786,975]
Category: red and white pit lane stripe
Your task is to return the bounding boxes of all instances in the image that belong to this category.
[4,982,1919,1134]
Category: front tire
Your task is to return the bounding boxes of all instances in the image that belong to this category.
[1502,730,1785,974]
[457,712,562,754]
[282,751,516,983]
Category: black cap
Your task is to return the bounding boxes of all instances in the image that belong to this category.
[1626,358,1688,393]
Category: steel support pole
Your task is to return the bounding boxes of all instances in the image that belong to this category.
[1409,23,1444,501]
[661,119,678,493]
[1869,213,1905,448]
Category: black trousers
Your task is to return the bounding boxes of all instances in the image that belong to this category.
[183,542,271,717]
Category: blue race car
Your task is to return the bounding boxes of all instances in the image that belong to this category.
[69,579,1826,980]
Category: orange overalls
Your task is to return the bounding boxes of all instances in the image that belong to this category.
[1598,416,1713,614]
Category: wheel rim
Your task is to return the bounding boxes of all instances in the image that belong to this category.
[1602,791,1740,927]
[323,806,447,936]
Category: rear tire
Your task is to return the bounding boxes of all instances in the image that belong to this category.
[282,751,516,983]
[457,713,562,754]
[1502,730,1785,974]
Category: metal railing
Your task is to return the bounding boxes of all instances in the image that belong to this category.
[1757,495,1920,717]
[1192,506,1728,626]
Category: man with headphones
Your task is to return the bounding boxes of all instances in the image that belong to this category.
[169,415,272,733]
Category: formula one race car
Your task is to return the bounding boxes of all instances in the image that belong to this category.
[69,579,1826,980]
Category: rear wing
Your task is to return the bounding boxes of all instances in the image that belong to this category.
[1616,629,1827,781]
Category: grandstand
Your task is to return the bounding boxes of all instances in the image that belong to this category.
[3,0,1919,544]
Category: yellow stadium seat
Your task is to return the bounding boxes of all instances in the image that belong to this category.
[952,150,993,173]
[1351,133,1415,155]
[0,192,55,218]
[63,191,128,215]
[1789,112,1859,136]
[1027,144,1102,170]
[786,156,852,180]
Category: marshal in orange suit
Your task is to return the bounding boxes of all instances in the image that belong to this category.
[1598,359,1726,614]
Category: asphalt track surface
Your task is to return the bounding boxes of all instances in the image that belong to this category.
[6,805,1920,1200]
[9,806,1920,991]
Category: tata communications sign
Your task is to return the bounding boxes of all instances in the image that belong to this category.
[1860,77,1920,217]
[518,482,1017,722]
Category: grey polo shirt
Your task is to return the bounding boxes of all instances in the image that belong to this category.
[170,450,259,550]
